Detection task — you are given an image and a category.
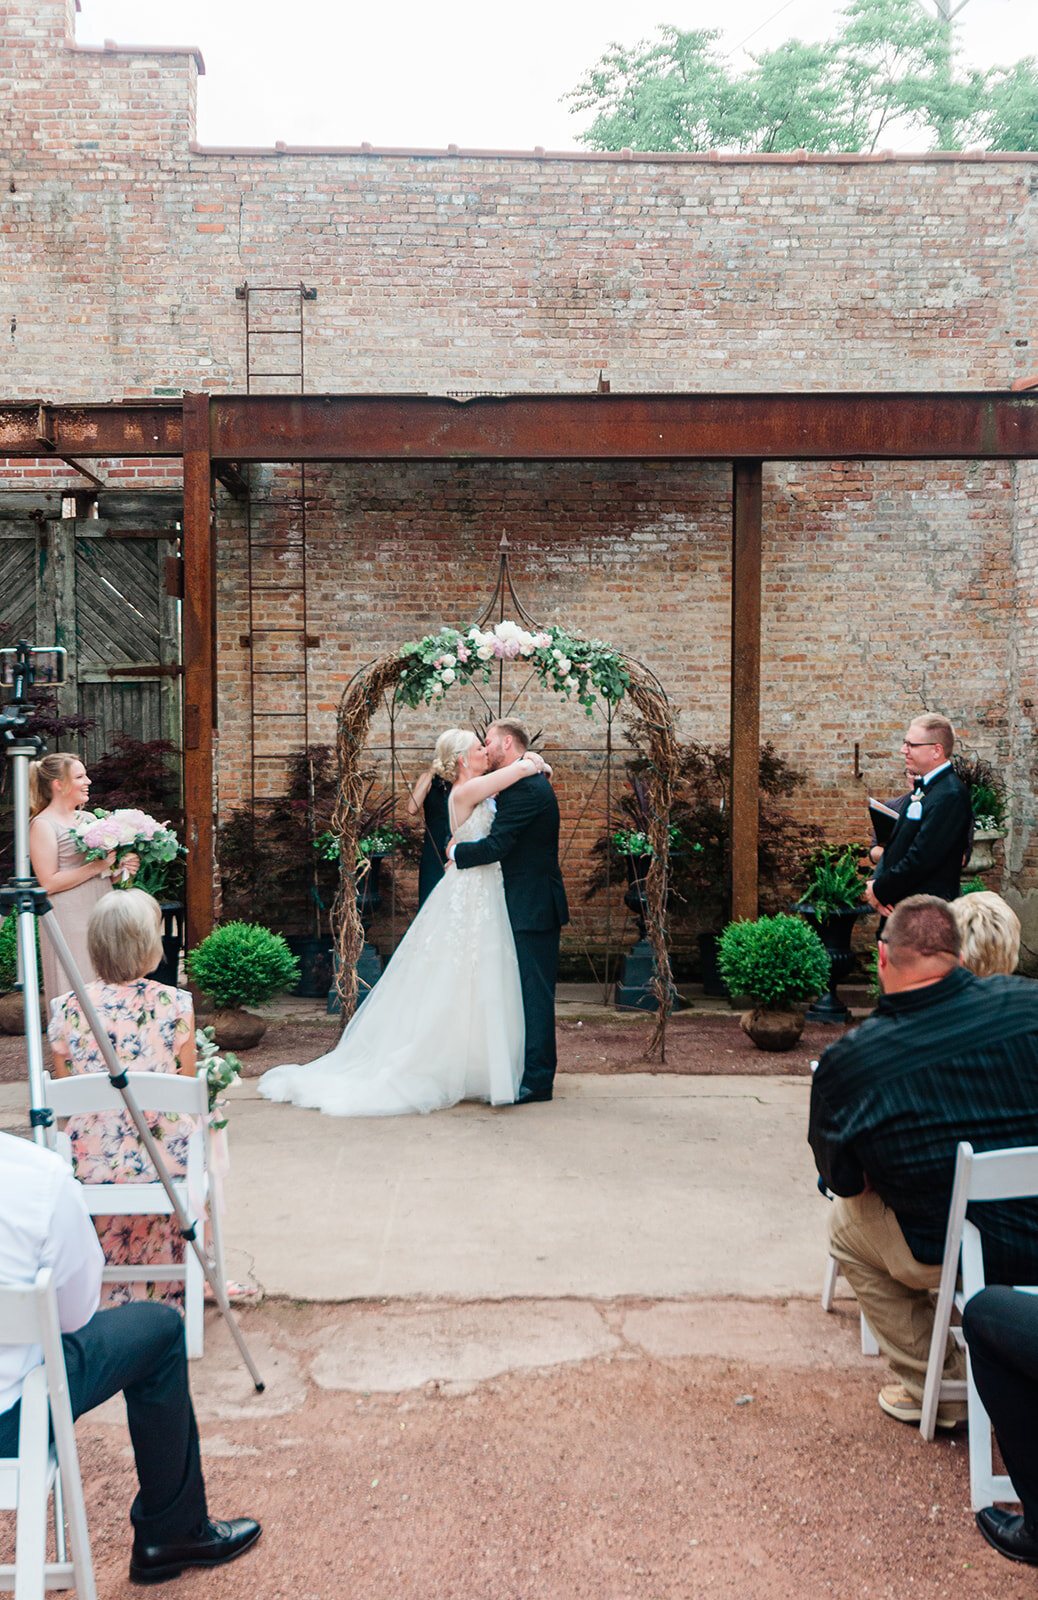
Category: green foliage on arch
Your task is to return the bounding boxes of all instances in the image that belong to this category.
[397,619,630,717]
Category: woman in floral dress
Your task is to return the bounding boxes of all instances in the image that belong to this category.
[48,888,197,1308]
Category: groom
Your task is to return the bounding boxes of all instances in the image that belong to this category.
[449,718,568,1103]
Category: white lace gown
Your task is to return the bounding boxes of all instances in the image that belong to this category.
[257,799,524,1116]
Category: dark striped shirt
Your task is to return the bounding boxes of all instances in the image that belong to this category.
[809,967,1038,1277]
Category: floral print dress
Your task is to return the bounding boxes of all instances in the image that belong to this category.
[47,978,194,1308]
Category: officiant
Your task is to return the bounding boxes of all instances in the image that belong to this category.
[864,714,971,926]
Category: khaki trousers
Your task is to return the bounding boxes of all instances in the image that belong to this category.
[829,1191,966,1412]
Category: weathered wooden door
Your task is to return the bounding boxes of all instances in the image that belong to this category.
[0,495,182,764]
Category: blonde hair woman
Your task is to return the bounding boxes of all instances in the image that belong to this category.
[259,729,550,1117]
[47,889,196,1307]
[952,891,1021,978]
[28,753,139,1008]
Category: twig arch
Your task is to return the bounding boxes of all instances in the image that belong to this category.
[333,632,679,1059]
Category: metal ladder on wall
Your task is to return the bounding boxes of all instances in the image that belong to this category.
[235,281,317,803]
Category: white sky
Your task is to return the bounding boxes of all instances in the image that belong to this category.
[74,0,1033,151]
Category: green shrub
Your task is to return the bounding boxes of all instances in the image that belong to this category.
[186,922,300,1010]
[796,843,868,915]
[0,914,41,992]
[718,913,830,1008]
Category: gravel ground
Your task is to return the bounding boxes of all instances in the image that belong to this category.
[67,1299,1023,1600]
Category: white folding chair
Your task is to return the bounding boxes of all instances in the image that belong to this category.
[0,1268,97,1600]
[919,1140,1038,1510]
[42,1072,226,1361]
[820,1254,881,1355]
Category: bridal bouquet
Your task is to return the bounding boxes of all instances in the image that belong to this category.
[195,1026,243,1131]
[70,807,185,891]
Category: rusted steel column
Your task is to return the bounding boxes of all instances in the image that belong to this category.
[181,393,216,949]
[730,461,763,924]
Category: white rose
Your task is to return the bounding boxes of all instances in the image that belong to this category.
[432,682,445,698]
[468,626,482,641]
[552,648,563,661]
[441,668,456,684]
[441,653,456,668]
[557,657,571,675]
[565,675,579,691]
[476,644,494,662]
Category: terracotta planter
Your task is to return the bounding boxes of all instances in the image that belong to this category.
[740,1005,805,1052]
[199,1008,267,1051]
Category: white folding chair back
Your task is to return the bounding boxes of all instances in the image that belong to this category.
[820,1254,880,1356]
[919,1140,1038,1510]
[0,1268,96,1600]
[42,1072,226,1360]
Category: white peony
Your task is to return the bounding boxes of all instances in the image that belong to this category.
[495,620,521,642]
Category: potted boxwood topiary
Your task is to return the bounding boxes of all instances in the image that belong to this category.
[718,913,831,1051]
[186,922,300,1051]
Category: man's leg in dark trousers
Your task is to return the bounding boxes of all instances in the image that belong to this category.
[963,1286,1038,1526]
[0,1302,207,1544]
[513,928,560,1095]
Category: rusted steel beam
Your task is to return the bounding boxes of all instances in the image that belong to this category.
[206,391,1038,463]
[2,392,1038,462]
[181,394,216,950]
[730,461,763,926]
[0,402,182,458]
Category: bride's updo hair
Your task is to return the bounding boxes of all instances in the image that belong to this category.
[432,728,477,782]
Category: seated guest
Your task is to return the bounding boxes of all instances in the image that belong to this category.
[48,889,196,1307]
[962,1286,1038,1565]
[0,1130,259,1584]
[952,890,1021,977]
[809,895,1038,1429]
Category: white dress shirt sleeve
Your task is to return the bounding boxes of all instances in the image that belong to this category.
[41,1165,103,1334]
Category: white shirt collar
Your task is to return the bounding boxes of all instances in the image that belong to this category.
[920,760,950,787]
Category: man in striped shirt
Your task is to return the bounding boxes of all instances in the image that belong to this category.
[809,895,1038,1429]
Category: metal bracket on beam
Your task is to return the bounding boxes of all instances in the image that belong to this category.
[215,462,249,500]
[33,404,107,490]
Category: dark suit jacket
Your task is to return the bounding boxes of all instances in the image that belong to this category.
[872,764,972,908]
[453,772,569,933]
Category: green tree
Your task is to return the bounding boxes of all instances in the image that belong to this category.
[566,0,1038,154]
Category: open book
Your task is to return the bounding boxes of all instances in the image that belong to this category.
[868,797,901,848]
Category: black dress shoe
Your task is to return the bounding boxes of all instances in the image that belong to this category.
[129,1517,262,1585]
[976,1506,1038,1565]
[516,1085,552,1104]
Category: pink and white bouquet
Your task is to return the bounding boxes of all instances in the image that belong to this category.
[70,808,184,889]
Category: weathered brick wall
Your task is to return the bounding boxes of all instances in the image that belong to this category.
[3,0,1036,957]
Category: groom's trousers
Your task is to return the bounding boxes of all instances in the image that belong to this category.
[513,927,560,1095]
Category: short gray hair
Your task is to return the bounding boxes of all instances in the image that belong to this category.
[86,889,164,985]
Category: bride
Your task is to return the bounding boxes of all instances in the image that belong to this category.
[257,728,547,1116]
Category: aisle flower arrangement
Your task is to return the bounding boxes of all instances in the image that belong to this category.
[396,619,630,715]
[195,1025,242,1131]
[70,807,185,893]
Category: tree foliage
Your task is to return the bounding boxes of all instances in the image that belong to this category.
[567,0,1038,154]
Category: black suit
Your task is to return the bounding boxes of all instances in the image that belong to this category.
[963,1286,1038,1525]
[453,772,569,1096]
[872,764,971,912]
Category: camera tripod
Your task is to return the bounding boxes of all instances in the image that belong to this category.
[1,641,263,1391]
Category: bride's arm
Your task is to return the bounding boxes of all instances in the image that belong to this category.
[452,754,547,811]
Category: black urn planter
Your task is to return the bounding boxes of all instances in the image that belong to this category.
[697,930,729,998]
[794,903,868,1024]
[615,854,676,1013]
[285,935,334,999]
[149,903,184,988]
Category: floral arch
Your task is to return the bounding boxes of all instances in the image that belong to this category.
[332,617,680,1057]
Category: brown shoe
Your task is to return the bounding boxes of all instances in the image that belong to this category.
[877,1383,964,1429]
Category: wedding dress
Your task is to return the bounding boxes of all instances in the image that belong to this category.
[257,799,524,1115]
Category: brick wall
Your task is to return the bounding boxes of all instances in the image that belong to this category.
[3,0,1037,958]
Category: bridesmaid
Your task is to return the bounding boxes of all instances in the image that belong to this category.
[28,752,138,1009]
[407,762,451,908]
